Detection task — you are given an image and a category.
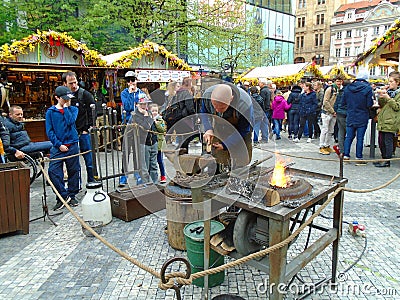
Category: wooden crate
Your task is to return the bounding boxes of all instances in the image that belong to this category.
[109,185,165,222]
[0,162,30,235]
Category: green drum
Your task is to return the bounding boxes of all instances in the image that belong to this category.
[184,220,225,287]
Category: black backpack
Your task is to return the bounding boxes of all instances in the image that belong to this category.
[162,96,182,128]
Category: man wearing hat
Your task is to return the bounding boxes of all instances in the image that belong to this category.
[119,71,146,186]
[121,71,146,123]
[46,86,80,210]
[342,69,373,164]
[130,95,158,183]
[201,83,254,170]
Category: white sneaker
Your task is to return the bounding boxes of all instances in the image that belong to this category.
[307,138,312,143]
[194,142,202,147]
[293,138,299,143]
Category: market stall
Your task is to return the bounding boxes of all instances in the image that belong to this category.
[102,41,192,106]
[353,18,400,70]
[237,62,326,87]
[0,30,106,141]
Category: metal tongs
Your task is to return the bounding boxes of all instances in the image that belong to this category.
[189,226,204,234]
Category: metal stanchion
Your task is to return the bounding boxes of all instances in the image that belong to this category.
[108,107,116,189]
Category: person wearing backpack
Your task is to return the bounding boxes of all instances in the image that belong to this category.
[250,86,268,143]
[63,71,96,185]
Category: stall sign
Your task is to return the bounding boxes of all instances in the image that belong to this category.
[135,69,190,82]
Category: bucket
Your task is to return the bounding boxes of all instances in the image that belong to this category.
[184,220,225,287]
[82,182,112,225]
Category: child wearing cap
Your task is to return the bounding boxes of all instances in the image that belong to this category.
[45,86,80,210]
[130,95,159,183]
[150,104,167,183]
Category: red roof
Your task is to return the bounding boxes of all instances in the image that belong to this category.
[337,0,398,13]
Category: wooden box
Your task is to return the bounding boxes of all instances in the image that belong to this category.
[109,185,165,222]
[0,162,30,235]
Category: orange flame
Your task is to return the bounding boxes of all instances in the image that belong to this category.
[270,160,290,188]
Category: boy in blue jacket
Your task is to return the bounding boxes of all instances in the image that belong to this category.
[46,86,80,210]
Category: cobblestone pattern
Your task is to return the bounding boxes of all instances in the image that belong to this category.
[0,138,399,299]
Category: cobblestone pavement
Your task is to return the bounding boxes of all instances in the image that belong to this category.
[1,136,400,299]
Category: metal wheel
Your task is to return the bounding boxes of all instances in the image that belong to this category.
[233,210,263,256]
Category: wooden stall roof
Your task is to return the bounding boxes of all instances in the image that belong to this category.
[0,30,106,67]
[353,18,400,67]
[237,63,333,86]
[102,40,191,71]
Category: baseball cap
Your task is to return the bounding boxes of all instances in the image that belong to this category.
[55,86,74,100]
[137,94,152,104]
[125,71,137,81]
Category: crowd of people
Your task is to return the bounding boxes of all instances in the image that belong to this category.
[242,69,400,167]
[0,68,399,212]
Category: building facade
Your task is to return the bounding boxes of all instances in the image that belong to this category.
[294,0,347,66]
[330,0,400,76]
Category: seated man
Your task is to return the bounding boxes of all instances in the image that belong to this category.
[3,105,52,159]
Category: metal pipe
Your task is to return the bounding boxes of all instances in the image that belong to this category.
[102,104,109,191]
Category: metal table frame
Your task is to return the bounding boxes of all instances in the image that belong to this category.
[195,169,347,300]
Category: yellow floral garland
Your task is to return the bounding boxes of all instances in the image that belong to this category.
[237,63,344,87]
[0,29,106,66]
[354,18,400,66]
[111,40,192,71]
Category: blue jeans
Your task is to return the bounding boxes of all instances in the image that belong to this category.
[157,150,166,177]
[253,116,269,142]
[344,125,367,159]
[273,119,283,138]
[48,143,80,201]
[79,133,94,182]
[20,141,52,154]
[144,143,158,183]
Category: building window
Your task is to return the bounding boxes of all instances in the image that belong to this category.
[356,29,362,37]
[347,12,352,19]
[380,66,386,76]
[316,14,324,25]
[370,68,376,76]
[299,0,306,9]
[296,36,304,49]
[335,48,341,57]
[384,25,390,31]
[315,33,323,47]
[344,48,350,56]
[297,17,305,28]
[346,30,352,38]
[374,26,379,35]
[336,31,342,39]
[318,0,325,4]
[355,46,361,55]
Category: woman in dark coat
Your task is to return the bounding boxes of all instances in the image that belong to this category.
[294,82,318,143]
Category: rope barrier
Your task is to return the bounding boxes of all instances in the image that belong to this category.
[255,144,400,163]
[36,135,400,294]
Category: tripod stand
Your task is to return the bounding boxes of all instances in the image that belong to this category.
[29,154,62,226]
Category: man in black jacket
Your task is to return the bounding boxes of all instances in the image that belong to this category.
[171,77,197,152]
[3,105,52,159]
[63,71,96,183]
[258,78,272,134]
